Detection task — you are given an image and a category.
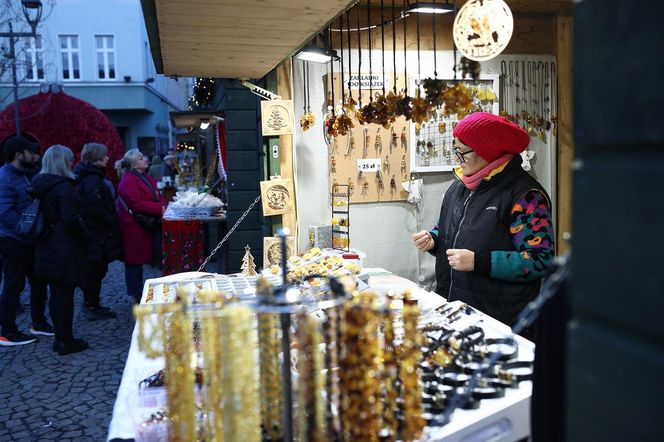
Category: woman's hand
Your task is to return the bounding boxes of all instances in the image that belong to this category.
[446,248,475,272]
[412,230,435,251]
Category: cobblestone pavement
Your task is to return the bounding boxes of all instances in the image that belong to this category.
[0,262,161,442]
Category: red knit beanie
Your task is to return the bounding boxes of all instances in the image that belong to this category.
[452,112,530,162]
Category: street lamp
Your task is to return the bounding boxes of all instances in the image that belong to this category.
[1,0,43,136]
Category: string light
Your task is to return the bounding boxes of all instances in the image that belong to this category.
[188,77,215,110]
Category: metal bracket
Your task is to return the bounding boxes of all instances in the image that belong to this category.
[242,81,282,101]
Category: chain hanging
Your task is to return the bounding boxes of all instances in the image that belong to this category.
[330,26,336,114]
[368,1,373,101]
[392,0,397,94]
[433,0,438,78]
[403,0,407,94]
[339,14,346,106]
[196,195,262,271]
[381,0,386,95]
[357,8,363,107]
[347,10,353,102]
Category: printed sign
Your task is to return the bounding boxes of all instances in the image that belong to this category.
[347,74,385,90]
[356,159,382,172]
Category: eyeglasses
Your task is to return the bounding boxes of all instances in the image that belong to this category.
[453,147,474,163]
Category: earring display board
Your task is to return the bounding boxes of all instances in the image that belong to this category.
[263,236,296,267]
[260,178,295,216]
[326,73,410,204]
[410,75,500,173]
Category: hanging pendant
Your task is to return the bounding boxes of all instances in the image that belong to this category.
[383,155,390,175]
[374,128,383,154]
[361,178,369,196]
[345,133,355,158]
[347,177,354,197]
[401,154,407,179]
[390,127,397,153]
[331,137,339,156]
[330,156,336,174]
[390,175,397,194]
[357,170,363,184]
[363,128,369,159]
[376,170,384,194]
[401,127,407,152]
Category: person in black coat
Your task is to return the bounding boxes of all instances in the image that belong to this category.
[75,143,123,320]
[31,145,91,355]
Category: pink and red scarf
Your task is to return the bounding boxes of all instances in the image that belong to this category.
[459,153,514,190]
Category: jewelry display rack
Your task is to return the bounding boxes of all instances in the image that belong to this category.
[331,183,350,251]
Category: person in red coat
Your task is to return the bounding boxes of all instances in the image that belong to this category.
[115,149,165,302]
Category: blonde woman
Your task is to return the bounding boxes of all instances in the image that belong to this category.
[31,145,91,355]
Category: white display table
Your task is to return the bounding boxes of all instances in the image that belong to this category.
[107,270,532,442]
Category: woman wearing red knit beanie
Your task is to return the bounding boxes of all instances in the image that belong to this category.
[412,112,555,331]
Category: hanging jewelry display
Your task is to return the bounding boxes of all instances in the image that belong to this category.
[340,292,383,441]
[382,295,399,439]
[296,313,326,442]
[323,305,342,438]
[400,291,425,441]
[257,307,284,441]
[199,291,226,441]
[299,61,315,131]
[219,304,261,442]
[389,174,397,194]
[327,3,408,203]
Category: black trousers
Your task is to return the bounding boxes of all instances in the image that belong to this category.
[125,264,144,303]
[81,261,108,308]
[49,282,76,344]
[0,236,48,335]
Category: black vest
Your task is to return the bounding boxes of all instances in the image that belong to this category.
[434,157,550,326]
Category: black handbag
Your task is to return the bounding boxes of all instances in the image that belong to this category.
[118,196,161,231]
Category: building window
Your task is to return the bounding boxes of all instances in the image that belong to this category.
[95,35,115,80]
[22,36,44,80]
[59,35,80,80]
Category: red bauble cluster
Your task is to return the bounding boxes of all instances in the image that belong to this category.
[0,91,124,185]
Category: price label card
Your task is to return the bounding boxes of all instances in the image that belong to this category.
[357,159,381,172]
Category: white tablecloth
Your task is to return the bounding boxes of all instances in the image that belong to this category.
[107,271,533,442]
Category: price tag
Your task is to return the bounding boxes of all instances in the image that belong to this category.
[356,159,381,172]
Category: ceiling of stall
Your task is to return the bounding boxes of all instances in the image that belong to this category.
[141,0,572,79]
[141,0,356,79]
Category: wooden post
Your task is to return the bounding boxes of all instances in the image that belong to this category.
[556,15,573,254]
[276,60,298,244]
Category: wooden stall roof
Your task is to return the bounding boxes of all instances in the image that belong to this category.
[141,0,356,79]
[141,0,573,79]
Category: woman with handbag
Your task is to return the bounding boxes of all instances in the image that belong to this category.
[116,149,166,303]
[31,145,92,355]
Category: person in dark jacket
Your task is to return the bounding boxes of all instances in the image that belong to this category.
[0,136,52,347]
[32,145,91,355]
[412,112,555,328]
[75,143,123,320]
